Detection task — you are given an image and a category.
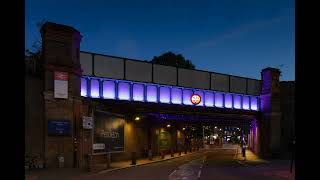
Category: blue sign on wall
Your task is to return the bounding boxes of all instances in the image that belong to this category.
[48,120,71,136]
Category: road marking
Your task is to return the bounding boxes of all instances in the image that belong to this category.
[169,169,177,177]
[198,170,202,178]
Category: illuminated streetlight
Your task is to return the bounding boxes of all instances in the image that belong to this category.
[167,124,171,128]
[182,127,186,130]
[215,126,217,129]
[135,117,140,121]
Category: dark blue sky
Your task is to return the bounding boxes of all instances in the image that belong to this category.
[26,0,295,80]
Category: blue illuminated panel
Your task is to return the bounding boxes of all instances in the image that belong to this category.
[118,82,130,100]
[250,96,258,111]
[146,85,157,103]
[194,90,204,106]
[204,91,214,107]
[242,96,250,110]
[81,78,87,97]
[133,83,144,102]
[233,94,241,109]
[90,79,100,98]
[171,87,182,104]
[215,92,224,108]
[81,76,260,112]
[224,94,233,108]
[159,86,170,103]
[183,89,193,105]
[102,80,115,99]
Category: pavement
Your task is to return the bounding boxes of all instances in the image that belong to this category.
[25,149,205,180]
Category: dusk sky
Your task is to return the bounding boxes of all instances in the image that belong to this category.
[25,0,295,80]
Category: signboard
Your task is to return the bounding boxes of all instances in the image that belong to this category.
[83,116,93,129]
[93,143,105,150]
[159,131,170,151]
[93,111,125,153]
[48,120,71,136]
[191,94,201,105]
[54,71,68,99]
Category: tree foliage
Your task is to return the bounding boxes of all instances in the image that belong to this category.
[150,51,195,69]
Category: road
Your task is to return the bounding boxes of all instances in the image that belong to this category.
[80,150,205,180]
[200,147,293,180]
[26,145,294,180]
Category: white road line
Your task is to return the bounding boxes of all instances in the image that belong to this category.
[198,170,202,178]
[169,169,177,177]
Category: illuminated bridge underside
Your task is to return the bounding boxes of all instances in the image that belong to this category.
[145,112,254,126]
[81,76,260,112]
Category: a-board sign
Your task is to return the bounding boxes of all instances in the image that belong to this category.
[93,111,125,153]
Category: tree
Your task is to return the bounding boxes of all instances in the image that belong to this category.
[25,19,46,57]
[25,19,46,75]
[150,51,195,69]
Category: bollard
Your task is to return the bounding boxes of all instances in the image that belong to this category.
[179,150,181,156]
[148,149,153,160]
[161,151,165,159]
[107,153,111,168]
[171,149,174,157]
[131,152,136,165]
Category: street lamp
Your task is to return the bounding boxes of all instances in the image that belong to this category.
[167,124,171,128]
[135,116,140,121]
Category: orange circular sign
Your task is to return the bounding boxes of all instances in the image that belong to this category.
[191,94,201,105]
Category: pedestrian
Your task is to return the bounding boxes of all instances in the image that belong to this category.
[241,139,246,160]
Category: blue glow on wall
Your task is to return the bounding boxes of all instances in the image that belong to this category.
[204,91,214,107]
[194,90,204,106]
[159,86,170,103]
[250,96,258,111]
[146,85,157,103]
[215,93,224,108]
[102,80,115,99]
[118,82,130,100]
[224,94,233,108]
[133,83,144,102]
[90,79,100,98]
[183,89,193,105]
[242,96,250,110]
[233,94,241,109]
[81,78,87,97]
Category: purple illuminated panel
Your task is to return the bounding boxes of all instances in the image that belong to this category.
[250,96,258,111]
[90,79,100,98]
[194,90,204,106]
[118,82,130,100]
[102,80,116,99]
[146,85,157,103]
[204,91,214,107]
[133,83,144,102]
[183,89,193,105]
[171,87,182,104]
[224,94,233,108]
[159,86,170,103]
[233,94,241,109]
[214,92,224,108]
[81,78,87,97]
[242,96,250,110]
